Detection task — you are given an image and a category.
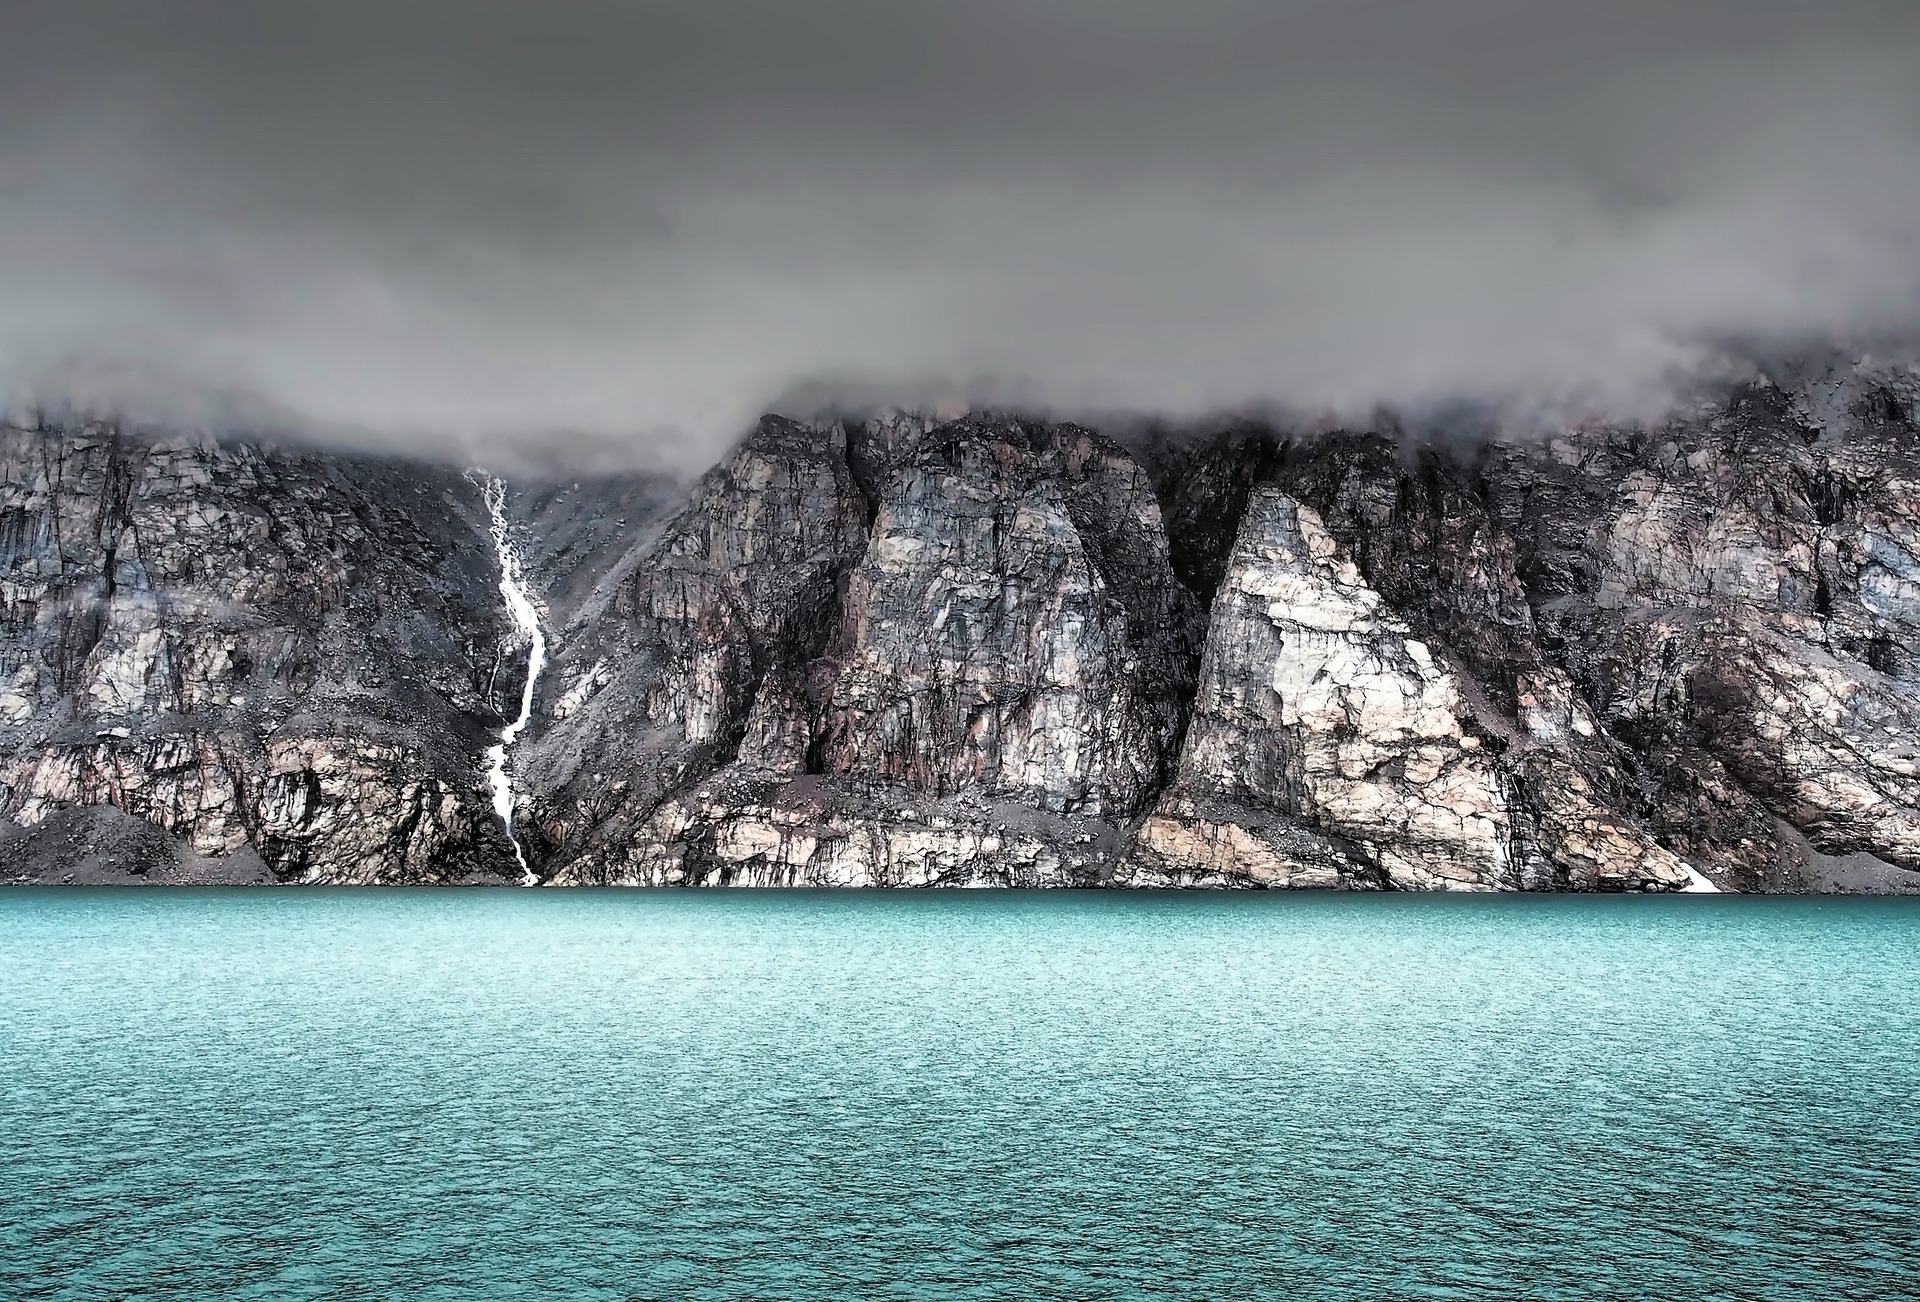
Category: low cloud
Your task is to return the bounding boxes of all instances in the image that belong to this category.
[3,1,1918,467]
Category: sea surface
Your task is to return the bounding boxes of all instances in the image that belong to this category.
[3,890,1917,1301]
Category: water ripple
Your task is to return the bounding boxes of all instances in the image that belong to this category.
[3,891,1917,1300]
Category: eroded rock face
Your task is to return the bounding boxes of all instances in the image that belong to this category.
[1475,377,1920,888]
[516,415,871,876]
[526,385,1920,894]
[531,416,1196,886]
[1121,487,1687,892]
[0,421,519,883]
[6,365,1920,891]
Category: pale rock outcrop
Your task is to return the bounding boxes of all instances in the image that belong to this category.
[1124,487,1675,890]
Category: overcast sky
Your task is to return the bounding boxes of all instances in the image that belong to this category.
[4,0,1919,465]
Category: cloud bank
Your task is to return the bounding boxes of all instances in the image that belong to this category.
[3,1,1919,465]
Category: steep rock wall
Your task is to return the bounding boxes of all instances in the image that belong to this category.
[0,422,519,882]
[5,363,1919,891]
[531,416,1197,886]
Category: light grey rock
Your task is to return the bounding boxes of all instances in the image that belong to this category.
[0,420,519,882]
[1120,486,1686,892]
[817,418,1195,817]
[6,361,1919,891]
[533,415,1197,886]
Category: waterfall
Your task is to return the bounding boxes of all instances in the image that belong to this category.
[479,475,547,884]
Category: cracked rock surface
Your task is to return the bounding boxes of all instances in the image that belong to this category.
[0,422,523,883]
[5,360,1920,891]
[526,415,1194,886]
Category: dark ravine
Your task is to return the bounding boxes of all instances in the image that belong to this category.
[4,361,1919,891]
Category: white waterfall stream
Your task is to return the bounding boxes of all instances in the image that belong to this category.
[480,476,547,884]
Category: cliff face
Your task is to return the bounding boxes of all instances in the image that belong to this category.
[1129,375,1920,893]
[0,422,523,883]
[523,415,1201,887]
[5,366,1919,891]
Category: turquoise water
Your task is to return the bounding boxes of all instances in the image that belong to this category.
[3,891,1917,1301]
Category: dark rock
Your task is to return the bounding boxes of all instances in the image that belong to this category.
[6,357,1918,890]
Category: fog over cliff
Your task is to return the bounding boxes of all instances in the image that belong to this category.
[4,0,1919,466]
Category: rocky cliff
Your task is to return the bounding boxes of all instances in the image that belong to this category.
[5,362,1919,890]
[0,421,525,883]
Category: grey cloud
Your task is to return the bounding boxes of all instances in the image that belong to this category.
[3,1,1919,466]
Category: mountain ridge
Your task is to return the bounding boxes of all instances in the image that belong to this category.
[5,368,1918,890]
